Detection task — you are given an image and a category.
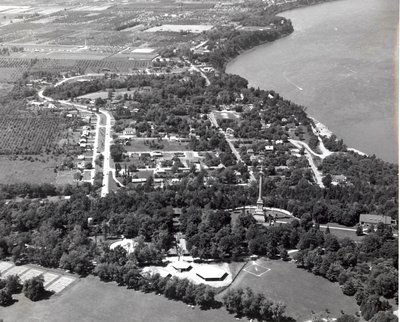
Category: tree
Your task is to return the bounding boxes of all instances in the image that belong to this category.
[73,171,82,182]
[360,295,391,321]
[279,247,289,261]
[23,276,46,301]
[0,288,12,306]
[342,279,357,296]
[110,144,126,162]
[370,311,398,322]
[95,97,106,107]
[4,275,22,294]
[322,174,332,187]
[356,224,363,236]
[325,225,330,234]
[337,315,359,322]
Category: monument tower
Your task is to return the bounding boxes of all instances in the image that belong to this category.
[255,170,264,215]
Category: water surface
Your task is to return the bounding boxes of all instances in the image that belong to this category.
[227,0,398,163]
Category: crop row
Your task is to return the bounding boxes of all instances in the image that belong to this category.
[0,58,151,81]
[0,117,63,155]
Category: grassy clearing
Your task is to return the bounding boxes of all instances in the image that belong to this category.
[0,156,58,185]
[125,139,189,152]
[0,276,236,322]
[221,259,359,321]
[320,226,364,242]
[55,170,76,185]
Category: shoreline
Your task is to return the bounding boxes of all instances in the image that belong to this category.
[224,0,373,161]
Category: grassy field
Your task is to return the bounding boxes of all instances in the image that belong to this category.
[221,259,359,321]
[126,139,189,152]
[55,170,76,185]
[319,226,364,242]
[0,276,238,322]
[0,156,58,185]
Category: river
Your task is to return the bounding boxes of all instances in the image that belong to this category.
[226,0,398,163]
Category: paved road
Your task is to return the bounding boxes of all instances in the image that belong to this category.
[319,225,356,232]
[39,79,124,197]
[208,113,256,182]
[289,139,325,188]
[54,73,104,88]
[185,59,210,86]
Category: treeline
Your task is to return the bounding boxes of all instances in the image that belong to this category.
[0,275,50,306]
[0,182,93,199]
[223,287,286,321]
[0,187,396,318]
[293,221,397,320]
[115,20,140,31]
[205,22,293,69]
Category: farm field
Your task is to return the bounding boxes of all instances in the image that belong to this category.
[0,276,238,322]
[0,156,58,185]
[221,259,359,321]
[0,57,151,82]
[0,116,64,154]
[0,83,13,97]
[145,24,213,33]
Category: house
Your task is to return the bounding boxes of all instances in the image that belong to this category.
[226,127,235,137]
[265,145,274,152]
[77,155,85,160]
[131,178,147,185]
[359,214,395,227]
[332,174,347,186]
[151,151,163,158]
[123,127,136,135]
[247,149,254,155]
[77,162,86,169]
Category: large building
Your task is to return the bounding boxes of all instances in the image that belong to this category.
[359,214,395,227]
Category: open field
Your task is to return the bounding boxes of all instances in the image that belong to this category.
[145,24,213,33]
[0,156,58,185]
[125,139,190,152]
[55,170,76,186]
[212,110,241,121]
[319,225,365,242]
[222,259,359,321]
[0,276,238,322]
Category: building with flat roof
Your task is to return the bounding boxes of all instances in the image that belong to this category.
[195,266,228,282]
[172,261,192,273]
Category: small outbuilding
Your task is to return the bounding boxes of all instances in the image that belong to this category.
[110,239,137,254]
[172,261,192,273]
[195,266,228,282]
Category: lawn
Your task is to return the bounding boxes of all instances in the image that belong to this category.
[125,138,189,152]
[55,170,76,185]
[320,226,365,242]
[220,259,359,321]
[0,156,58,185]
[0,276,238,322]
